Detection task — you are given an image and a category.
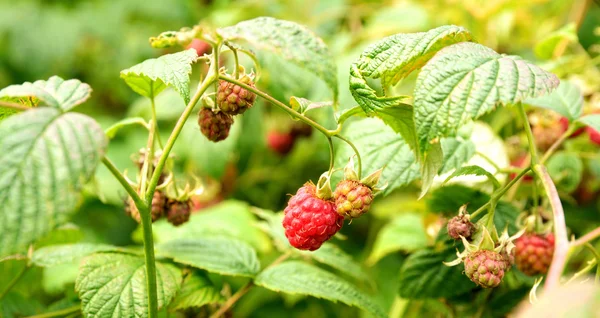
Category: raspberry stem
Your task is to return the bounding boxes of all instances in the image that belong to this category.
[0,100,29,111]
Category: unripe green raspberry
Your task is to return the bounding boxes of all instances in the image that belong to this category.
[216,76,256,115]
[198,108,233,142]
[333,180,373,219]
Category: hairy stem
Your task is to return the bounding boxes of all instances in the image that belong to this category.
[24,306,80,318]
[470,167,531,218]
[0,100,30,111]
[327,137,335,176]
[101,156,146,209]
[138,198,158,318]
[517,103,539,164]
[333,134,362,179]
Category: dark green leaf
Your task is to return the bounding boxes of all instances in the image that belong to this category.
[169,272,224,311]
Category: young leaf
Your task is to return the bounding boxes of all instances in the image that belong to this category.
[32,243,124,267]
[76,253,181,318]
[0,108,108,257]
[350,25,472,114]
[169,272,224,311]
[0,76,91,111]
[255,261,386,318]
[303,243,371,284]
[218,17,338,101]
[366,214,428,265]
[120,49,197,103]
[415,42,559,153]
[577,114,600,131]
[398,247,475,298]
[157,237,260,277]
[443,165,501,189]
[526,80,583,120]
[546,151,583,193]
[289,97,333,115]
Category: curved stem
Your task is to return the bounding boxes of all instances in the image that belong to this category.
[517,103,539,164]
[476,151,501,173]
[470,167,531,218]
[333,134,362,179]
[584,243,600,283]
[572,226,600,248]
[101,156,146,209]
[24,306,80,318]
[327,137,335,176]
[150,97,164,148]
[541,125,576,164]
[0,100,29,111]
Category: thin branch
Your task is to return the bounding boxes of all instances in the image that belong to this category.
[334,134,362,179]
[101,156,146,209]
[541,125,576,164]
[0,100,30,111]
[571,226,600,248]
[209,282,253,318]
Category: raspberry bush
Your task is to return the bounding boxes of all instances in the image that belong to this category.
[1,3,600,318]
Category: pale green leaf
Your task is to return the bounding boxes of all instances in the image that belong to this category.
[534,23,578,60]
[76,253,181,318]
[157,237,260,277]
[526,80,583,120]
[577,114,600,132]
[415,42,559,153]
[443,165,500,189]
[0,108,108,257]
[372,102,419,152]
[169,272,224,311]
[120,49,197,103]
[349,25,472,114]
[419,142,443,198]
[0,76,91,111]
[218,17,338,101]
[398,247,475,298]
[31,243,123,267]
[366,214,428,265]
[546,151,583,193]
[35,223,83,248]
[255,261,386,318]
[303,243,371,283]
[289,96,333,114]
[439,138,476,174]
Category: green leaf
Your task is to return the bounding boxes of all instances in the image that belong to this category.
[366,214,428,265]
[289,96,333,115]
[31,243,123,267]
[120,49,197,103]
[169,272,224,311]
[303,243,371,284]
[398,247,475,298]
[415,42,559,153]
[546,151,583,193]
[157,237,260,277]
[577,114,600,131]
[0,108,108,257]
[350,25,472,114]
[534,23,578,60]
[372,103,419,152]
[255,261,386,318]
[443,165,500,189]
[218,17,338,101]
[439,138,476,174]
[419,142,443,198]
[526,80,583,120]
[0,76,91,111]
[427,184,490,214]
[35,223,83,248]
[76,253,181,318]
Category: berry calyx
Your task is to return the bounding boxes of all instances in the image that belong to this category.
[464,250,509,288]
[447,209,476,240]
[333,180,373,219]
[267,131,295,155]
[282,182,343,251]
[166,199,192,226]
[198,108,233,142]
[125,191,167,223]
[216,75,256,115]
[514,232,555,276]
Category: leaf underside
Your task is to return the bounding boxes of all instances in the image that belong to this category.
[0,76,91,111]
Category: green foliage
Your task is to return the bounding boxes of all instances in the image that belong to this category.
[302,243,371,284]
[443,165,500,189]
[546,151,583,193]
[0,108,107,257]
[367,213,428,265]
[169,272,224,311]
[157,238,261,277]
[76,253,181,317]
[578,114,600,131]
[439,138,476,174]
[526,80,583,120]
[289,96,333,115]
[254,261,386,318]
[534,23,578,60]
[218,17,338,101]
[120,49,198,103]
[0,76,91,111]
[31,243,126,267]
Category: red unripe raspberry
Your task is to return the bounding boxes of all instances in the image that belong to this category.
[509,155,533,182]
[447,215,475,240]
[282,183,343,251]
[267,131,295,155]
[587,126,600,145]
[186,39,211,56]
[198,108,233,142]
[464,250,509,288]
[216,77,256,115]
[166,199,192,226]
[333,180,373,219]
[559,117,585,138]
[514,233,555,276]
[125,191,166,223]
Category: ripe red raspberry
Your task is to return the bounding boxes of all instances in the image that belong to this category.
[464,250,509,288]
[267,131,295,155]
[514,233,555,276]
[282,183,343,251]
[198,108,233,142]
[333,180,373,219]
[216,76,256,115]
[125,191,166,223]
[447,214,475,240]
[587,126,600,145]
[166,199,192,226]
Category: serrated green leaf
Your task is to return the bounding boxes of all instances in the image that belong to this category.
[32,243,123,267]
[0,76,91,111]
[157,237,260,277]
[443,165,500,189]
[76,253,181,318]
[169,272,224,311]
[415,42,559,153]
[372,103,419,152]
[577,114,600,131]
[120,49,197,103]
[398,247,475,298]
[218,17,338,101]
[546,151,583,193]
[534,23,578,60]
[439,138,476,174]
[419,142,443,198]
[303,243,371,284]
[367,214,428,265]
[255,261,386,318]
[289,96,333,114]
[350,25,472,115]
[526,80,583,120]
[0,108,108,257]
